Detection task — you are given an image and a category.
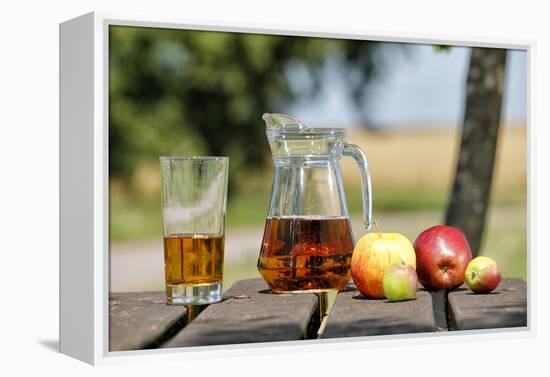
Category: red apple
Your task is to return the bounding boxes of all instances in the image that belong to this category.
[413,225,472,291]
[465,256,501,293]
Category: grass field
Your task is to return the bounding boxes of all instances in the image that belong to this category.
[341,123,526,193]
[110,123,526,242]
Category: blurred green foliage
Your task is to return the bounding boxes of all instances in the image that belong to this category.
[433,45,451,53]
[109,26,384,188]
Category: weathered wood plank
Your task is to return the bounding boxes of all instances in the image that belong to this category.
[109,291,187,351]
[322,283,437,338]
[448,278,527,330]
[161,278,320,348]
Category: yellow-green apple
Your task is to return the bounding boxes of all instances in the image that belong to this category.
[413,225,472,291]
[351,232,416,298]
[383,264,418,301]
[465,256,501,293]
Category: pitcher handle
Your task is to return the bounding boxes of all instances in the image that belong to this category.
[343,142,373,230]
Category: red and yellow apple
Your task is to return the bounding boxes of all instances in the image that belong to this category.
[465,256,501,293]
[413,225,472,291]
[351,232,416,298]
[383,263,418,301]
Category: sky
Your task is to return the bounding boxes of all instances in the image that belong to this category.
[288,44,527,129]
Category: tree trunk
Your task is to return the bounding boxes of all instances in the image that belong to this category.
[445,48,507,257]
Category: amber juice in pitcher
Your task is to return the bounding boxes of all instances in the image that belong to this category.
[258,216,354,292]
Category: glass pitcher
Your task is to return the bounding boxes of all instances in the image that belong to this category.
[257,113,373,293]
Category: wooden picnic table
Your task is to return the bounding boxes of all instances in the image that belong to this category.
[109,278,527,351]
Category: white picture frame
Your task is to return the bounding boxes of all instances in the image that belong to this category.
[59,11,534,365]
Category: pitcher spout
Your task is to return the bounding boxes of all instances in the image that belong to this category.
[262,113,309,134]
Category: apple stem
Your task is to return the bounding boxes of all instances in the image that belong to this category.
[374,220,382,238]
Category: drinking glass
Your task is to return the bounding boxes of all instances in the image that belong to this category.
[160,156,229,305]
